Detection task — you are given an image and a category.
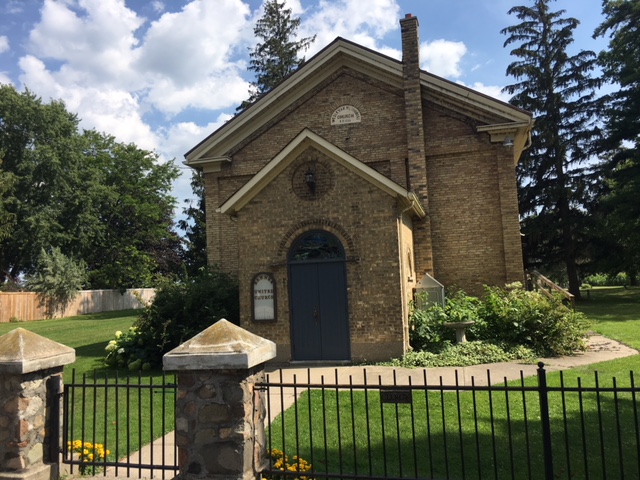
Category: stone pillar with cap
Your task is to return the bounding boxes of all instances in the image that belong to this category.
[0,328,75,480]
[163,319,276,480]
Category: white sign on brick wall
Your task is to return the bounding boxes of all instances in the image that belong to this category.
[331,105,361,125]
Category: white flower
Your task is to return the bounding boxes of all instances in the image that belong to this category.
[118,348,125,354]
[115,331,123,338]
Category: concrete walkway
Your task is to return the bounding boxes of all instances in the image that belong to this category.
[73,333,637,479]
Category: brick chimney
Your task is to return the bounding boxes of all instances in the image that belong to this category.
[399,13,433,274]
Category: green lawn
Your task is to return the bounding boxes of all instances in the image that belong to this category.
[577,286,640,350]
[0,310,174,471]
[0,309,138,375]
[267,287,640,480]
[3,288,639,478]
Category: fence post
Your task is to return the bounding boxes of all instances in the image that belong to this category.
[0,328,75,480]
[163,319,276,480]
[537,362,555,480]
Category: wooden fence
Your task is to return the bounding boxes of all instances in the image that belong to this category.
[0,288,155,323]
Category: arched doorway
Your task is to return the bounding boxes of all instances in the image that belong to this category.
[288,230,350,361]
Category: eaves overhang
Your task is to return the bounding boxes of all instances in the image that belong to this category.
[216,129,426,219]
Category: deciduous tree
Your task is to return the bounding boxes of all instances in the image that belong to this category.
[0,85,182,289]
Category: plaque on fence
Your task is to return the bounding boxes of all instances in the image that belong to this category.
[380,389,412,404]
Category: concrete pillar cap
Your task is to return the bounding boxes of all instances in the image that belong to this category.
[0,328,75,374]
[163,319,276,370]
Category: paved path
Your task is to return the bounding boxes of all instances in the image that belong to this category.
[71,333,637,479]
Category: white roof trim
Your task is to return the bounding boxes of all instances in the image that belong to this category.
[216,129,425,218]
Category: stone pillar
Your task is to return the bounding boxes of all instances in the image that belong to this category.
[0,328,75,480]
[163,319,276,480]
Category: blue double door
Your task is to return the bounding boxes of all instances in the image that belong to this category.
[288,231,350,361]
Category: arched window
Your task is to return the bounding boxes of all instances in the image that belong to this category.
[288,230,345,262]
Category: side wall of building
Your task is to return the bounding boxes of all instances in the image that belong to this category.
[423,103,524,295]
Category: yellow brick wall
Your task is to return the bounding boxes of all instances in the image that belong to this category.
[202,68,524,359]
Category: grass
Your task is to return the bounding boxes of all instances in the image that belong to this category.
[268,384,640,480]
[266,287,640,480]
[0,309,138,375]
[576,286,640,350]
[3,287,639,478]
[0,309,174,471]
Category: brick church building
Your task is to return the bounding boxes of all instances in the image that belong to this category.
[185,14,533,363]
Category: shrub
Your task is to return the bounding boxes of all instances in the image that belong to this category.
[408,283,590,362]
[104,327,154,370]
[104,267,239,369]
[409,290,481,351]
[25,247,87,317]
[476,285,590,356]
[409,302,450,351]
[583,272,629,286]
[385,341,536,368]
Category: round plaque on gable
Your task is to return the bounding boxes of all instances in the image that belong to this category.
[292,159,334,201]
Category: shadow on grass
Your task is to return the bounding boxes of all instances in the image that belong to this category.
[64,309,142,321]
[577,287,640,323]
[267,381,640,480]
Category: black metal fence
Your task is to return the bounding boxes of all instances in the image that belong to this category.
[258,363,640,480]
[61,369,178,478]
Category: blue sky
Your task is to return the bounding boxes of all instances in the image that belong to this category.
[0,0,608,215]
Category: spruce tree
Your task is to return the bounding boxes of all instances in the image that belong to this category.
[593,0,640,284]
[501,0,602,297]
[178,170,208,276]
[238,0,315,111]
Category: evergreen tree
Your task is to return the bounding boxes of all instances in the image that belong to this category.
[501,0,602,296]
[178,170,208,276]
[238,0,315,111]
[593,0,640,284]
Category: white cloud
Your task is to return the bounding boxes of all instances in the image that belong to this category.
[136,0,249,85]
[158,114,231,163]
[303,0,400,55]
[28,0,144,86]
[152,1,165,13]
[461,81,511,103]
[134,0,251,114]
[0,74,13,86]
[0,36,9,54]
[421,39,467,78]
[18,54,158,150]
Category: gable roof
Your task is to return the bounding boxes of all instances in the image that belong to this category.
[185,36,533,167]
[217,128,425,219]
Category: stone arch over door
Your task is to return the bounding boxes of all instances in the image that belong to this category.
[288,230,350,361]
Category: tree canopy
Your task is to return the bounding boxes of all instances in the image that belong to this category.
[591,0,640,283]
[0,85,181,290]
[238,0,315,111]
[501,0,602,296]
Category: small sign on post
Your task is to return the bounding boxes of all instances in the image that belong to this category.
[380,388,413,404]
